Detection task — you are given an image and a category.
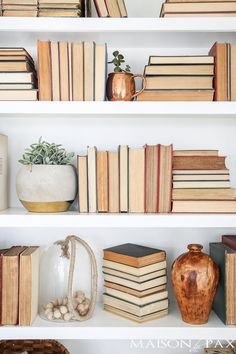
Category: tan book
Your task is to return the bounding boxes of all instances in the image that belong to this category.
[137,89,214,101]
[68,42,73,101]
[0,61,33,72]
[173,181,231,188]
[172,188,235,200]
[2,5,37,10]
[209,42,228,101]
[38,10,80,16]
[39,4,80,8]
[0,134,7,211]
[145,144,158,213]
[0,55,31,61]
[167,0,236,2]
[97,151,109,212]
[2,0,37,3]
[145,65,214,76]
[104,304,168,323]
[231,44,236,101]
[146,76,214,90]
[173,156,226,170]
[129,148,145,213]
[0,72,35,83]
[174,150,218,157]
[161,2,236,14]
[93,0,109,17]
[105,281,167,297]
[87,146,97,213]
[172,200,236,213]
[105,288,168,306]
[77,155,88,213]
[0,47,33,58]
[59,42,69,101]
[2,246,26,325]
[95,43,107,101]
[103,267,166,283]
[39,0,81,3]
[119,145,128,212]
[38,40,52,101]
[0,90,37,101]
[3,10,38,16]
[163,12,236,16]
[158,145,173,213]
[84,42,95,101]
[173,169,229,174]
[173,174,229,181]
[149,55,214,65]
[105,0,121,16]
[117,0,127,17]
[19,247,40,326]
[103,259,167,276]
[50,42,60,101]
[108,151,119,213]
[72,42,84,101]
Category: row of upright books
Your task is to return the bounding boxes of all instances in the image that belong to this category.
[0,0,84,17]
[138,42,236,102]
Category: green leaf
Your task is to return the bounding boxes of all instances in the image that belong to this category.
[118,54,124,59]
[113,51,119,57]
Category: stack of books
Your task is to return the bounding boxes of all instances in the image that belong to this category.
[172,149,236,213]
[210,235,236,325]
[38,40,107,101]
[137,55,214,101]
[38,0,83,17]
[1,0,38,17]
[93,0,127,17]
[209,42,236,101]
[0,134,7,212]
[160,0,236,17]
[0,47,37,101]
[0,246,40,326]
[77,144,173,213]
[103,243,168,323]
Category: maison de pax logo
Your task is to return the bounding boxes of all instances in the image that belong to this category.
[130,339,235,352]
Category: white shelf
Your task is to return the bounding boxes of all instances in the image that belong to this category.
[1,102,236,117]
[1,208,236,228]
[0,303,234,340]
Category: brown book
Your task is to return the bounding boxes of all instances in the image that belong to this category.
[77,155,88,213]
[104,281,167,297]
[149,56,214,65]
[50,42,60,101]
[129,148,145,213]
[104,0,121,16]
[97,151,109,212]
[161,2,236,14]
[3,10,38,16]
[145,144,158,213]
[84,42,95,101]
[1,246,26,325]
[137,90,214,101]
[2,5,37,10]
[144,65,214,76]
[0,61,33,72]
[174,150,218,157]
[209,42,228,101]
[59,42,69,101]
[0,90,37,101]
[119,145,128,212]
[0,249,9,324]
[231,44,236,101]
[19,247,40,326]
[95,43,107,101]
[103,259,167,276]
[172,199,236,213]
[172,189,235,201]
[38,40,52,101]
[173,156,226,170]
[0,55,31,62]
[222,235,236,250]
[0,47,33,60]
[72,42,84,101]
[104,243,166,267]
[146,76,213,90]
[158,145,173,213]
[108,151,119,213]
[93,0,109,17]
[38,10,80,16]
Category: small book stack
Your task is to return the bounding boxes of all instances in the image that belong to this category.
[209,42,236,101]
[93,0,127,17]
[0,47,37,101]
[0,134,8,212]
[160,0,236,17]
[38,40,107,101]
[1,0,38,17]
[0,246,40,326]
[38,0,84,17]
[103,243,168,323]
[172,149,236,213]
[137,55,214,101]
[210,235,236,325]
[77,144,173,213]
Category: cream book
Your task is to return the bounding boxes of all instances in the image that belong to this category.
[119,145,129,212]
[0,134,8,211]
[87,146,97,212]
[105,288,168,306]
[103,274,167,290]
[103,259,167,276]
[129,148,145,213]
[103,266,166,283]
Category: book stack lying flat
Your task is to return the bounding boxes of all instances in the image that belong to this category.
[92,0,127,17]
[137,55,214,101]
[172,150,236,213]
[210,235,236,325]
[38,0,84,17]
[160,0,236,17]
[103,243,168,323]
[209,42,236,101]
[1,0,38,17]
[38,40,107,101]
[77,144,173,213]
[0,246,40,326]
[0,47,37,101]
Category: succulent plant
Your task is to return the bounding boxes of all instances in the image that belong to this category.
[19,137,74,165]
[108,50,131,73]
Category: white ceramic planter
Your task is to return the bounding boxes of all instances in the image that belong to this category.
[16,165,77,212]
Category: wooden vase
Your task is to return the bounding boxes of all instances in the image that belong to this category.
[171,244,219,325]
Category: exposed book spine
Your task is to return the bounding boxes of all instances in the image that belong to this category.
[37,40,52,101]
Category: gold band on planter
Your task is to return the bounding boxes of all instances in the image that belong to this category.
[20,200,73,213]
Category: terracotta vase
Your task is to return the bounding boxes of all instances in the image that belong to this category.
[171,244,219,325]
[106,72,146,101]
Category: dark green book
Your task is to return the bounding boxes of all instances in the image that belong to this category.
[209,242,236,325]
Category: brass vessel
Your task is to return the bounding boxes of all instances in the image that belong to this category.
[106,72,146,101]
